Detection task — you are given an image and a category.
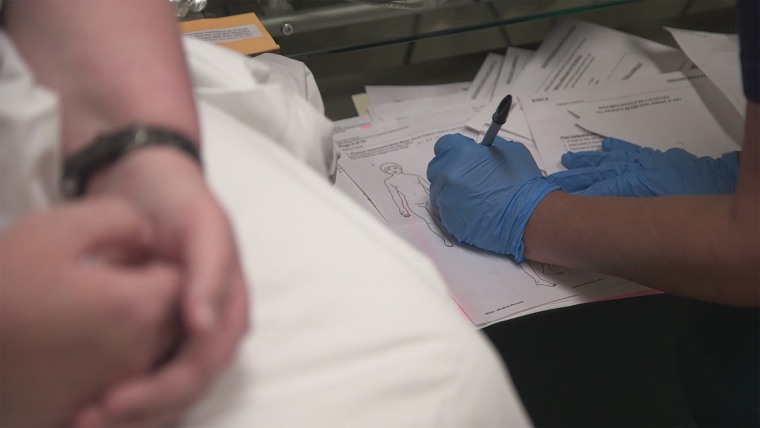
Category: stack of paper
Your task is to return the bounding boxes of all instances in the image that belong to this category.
[331,19,744,328]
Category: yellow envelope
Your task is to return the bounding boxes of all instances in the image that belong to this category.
[180,13,279,56]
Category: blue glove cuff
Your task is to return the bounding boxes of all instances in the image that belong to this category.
[503,177,560,263]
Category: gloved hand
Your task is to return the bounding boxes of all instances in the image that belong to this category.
[427,134,559,263]
[548,137,739,196]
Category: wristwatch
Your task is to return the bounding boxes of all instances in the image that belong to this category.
[61,123,201,198]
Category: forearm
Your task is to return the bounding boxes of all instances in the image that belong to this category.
[525,192,758,306]
[526,101,759,306]
[3,0,199,154]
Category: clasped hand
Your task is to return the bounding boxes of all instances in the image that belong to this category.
[427,134,558,262]
[74,147,249,427]
[548,137,739,196]
[0,198,181,427]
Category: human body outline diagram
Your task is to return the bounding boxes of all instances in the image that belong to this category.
[521,261,563,287]
[381,162,454,247]
[380,162,562,285]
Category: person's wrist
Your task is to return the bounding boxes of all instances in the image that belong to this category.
[86,146,205,198]
[62,124,202,198]
[503,177,561,263]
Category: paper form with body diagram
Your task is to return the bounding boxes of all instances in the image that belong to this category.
[332,109,647,327]
[379,161,454,247]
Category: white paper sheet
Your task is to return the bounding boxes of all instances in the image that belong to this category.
[332,116,385,217]
[468,19,694,158]
[365,81,469,106]
[666,27,745,117]
[332,110,642,327]
[466,47,534,132]
[523,70,744,174]
[366,54,501,124]
[464,48,540,167]
[465,52,504,102]
[493,47,534,100]
[368,91,475,124]
[512,18,692,95]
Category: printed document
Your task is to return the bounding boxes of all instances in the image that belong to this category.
[468,18,692,145]
[512,18,692,94]
[666,27,744,117]
[332,110,645,327]
[365,81,469,106]
[328,19,744,327]
[522,70,744,173]
[366,54,502,124]
[465,52,505,102]
[466,47,536,146]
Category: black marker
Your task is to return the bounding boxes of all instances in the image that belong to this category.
[480,94,512,146]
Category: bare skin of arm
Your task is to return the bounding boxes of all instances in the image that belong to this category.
[2,0,199,151]
[3,1,249,426]
[524,101,759,307]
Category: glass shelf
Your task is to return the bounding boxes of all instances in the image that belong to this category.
[199,0,639,59]
[193,0,737,119]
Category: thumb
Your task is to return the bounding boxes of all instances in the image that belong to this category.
[182,205,238,335]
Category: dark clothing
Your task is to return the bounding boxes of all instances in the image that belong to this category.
[738,0,760,103]
[681,3,760,405]
[676,299,759,427]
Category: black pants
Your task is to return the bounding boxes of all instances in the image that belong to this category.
[483,294,759,427]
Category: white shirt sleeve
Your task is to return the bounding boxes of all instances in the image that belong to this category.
[0,32,62,232]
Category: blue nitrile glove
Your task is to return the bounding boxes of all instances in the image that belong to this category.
[547,137,739,196]
[427,134,559,263]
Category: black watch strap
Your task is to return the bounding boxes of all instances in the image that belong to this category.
[61,123,201,198]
